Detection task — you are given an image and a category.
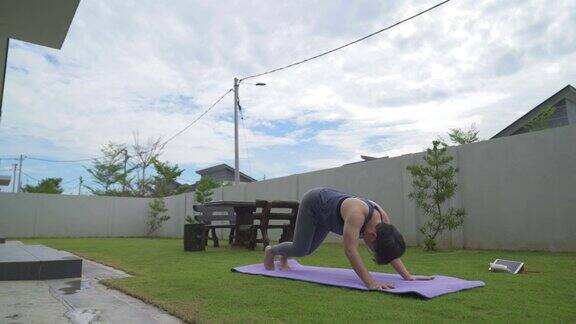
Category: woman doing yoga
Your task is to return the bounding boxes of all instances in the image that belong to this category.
[264,187,433,290]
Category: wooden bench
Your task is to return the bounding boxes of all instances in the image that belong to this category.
[193,201,267,249]
[256,200,299,248]
[192,205,236,247]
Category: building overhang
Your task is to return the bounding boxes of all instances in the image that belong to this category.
[0,0,81,119]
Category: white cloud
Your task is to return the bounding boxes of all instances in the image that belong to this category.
[1,0,575,188]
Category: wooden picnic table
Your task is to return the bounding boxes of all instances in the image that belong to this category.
[199,200,261,249]
[194,200,299,250]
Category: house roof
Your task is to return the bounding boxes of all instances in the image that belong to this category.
[0,175,11,186]
[0,0,80,121]
[342,155,389,166]
[491,84,576,138]
[196,163,257,182]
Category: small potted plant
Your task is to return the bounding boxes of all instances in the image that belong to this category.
[183,215,206,251]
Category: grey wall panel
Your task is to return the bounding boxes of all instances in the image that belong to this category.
[108,196,150,237]
[553,127,576,250]
[0,193,37,237]
[296,168,340,199]
[160,194,186,238]
[458,125,576,251]
[244,176,298,201]
[221,184,245,201]
[34,195,107,237]
[0,193,152,238]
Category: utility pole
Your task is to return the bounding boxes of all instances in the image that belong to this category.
[78,176,83,195]
[16,154,23,193]
[122,149,128,192]
[232,79,264,185]
[11,163,17,192]
[233,77,240,185]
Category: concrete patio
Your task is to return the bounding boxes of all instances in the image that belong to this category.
[0,241,181,324]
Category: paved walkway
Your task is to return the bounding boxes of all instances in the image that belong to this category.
[0,242,182,324]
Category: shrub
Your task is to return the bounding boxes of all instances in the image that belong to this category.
[147,197,170,235]
[184,215,198,224]
[406,140,465,250]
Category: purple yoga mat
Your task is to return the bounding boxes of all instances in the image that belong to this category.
[232,260,484,299]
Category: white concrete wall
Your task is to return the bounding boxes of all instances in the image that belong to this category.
[208,124,576,251]
[456,126,576,251]
[0,193,152,237]
[1,125,575,251]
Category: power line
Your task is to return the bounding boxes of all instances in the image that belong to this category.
[4,85,230,193]
[61,177,78,185]
[7,89,233,165]
[26,157,96,163]
[160,88,233,148]
[240,0,451,81]
[63,185,78,193]
[21,171,79,187]
[21,171,40,182]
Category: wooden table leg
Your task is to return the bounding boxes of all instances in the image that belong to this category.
[259,203,271,248]
[232,206,256,248]
[228,228,235,245]
[211,228,219,247]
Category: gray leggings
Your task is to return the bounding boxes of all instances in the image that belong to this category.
[270,188,330,257]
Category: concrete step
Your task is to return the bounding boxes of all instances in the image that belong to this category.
[0,243,82,280]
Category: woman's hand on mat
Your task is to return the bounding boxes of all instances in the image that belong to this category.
[368,281,395,290]
[405,275,434,281]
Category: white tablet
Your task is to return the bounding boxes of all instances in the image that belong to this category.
[493,259,524,274]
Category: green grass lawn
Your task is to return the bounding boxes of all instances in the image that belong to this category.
[22,238,576,323]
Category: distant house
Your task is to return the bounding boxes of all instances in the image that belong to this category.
[196,164,256,183]
[0,175,10,187]
[343,155,389,166]
[180,164,256,192]
[492,84,576,138]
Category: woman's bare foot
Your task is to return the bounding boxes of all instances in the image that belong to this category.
[264,246,275,270]
[279,256,291,271]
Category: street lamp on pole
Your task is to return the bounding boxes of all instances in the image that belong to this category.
[233,78,266,185]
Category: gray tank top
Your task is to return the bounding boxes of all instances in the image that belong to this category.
[317,188,382,236]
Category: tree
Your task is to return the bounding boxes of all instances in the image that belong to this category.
[147,197,170,236]
[406,141,466,250]
[194,177,220,204]
[22,178,63,194]
[443,123,480,145]
[151,160,184,197]
[525,106,556,132]
[84,142,126,196]
[85,137,193,198]
[132,133,163,196]
[184,177,221,223]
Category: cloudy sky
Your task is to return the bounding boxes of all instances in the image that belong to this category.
[1,0,575,193]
